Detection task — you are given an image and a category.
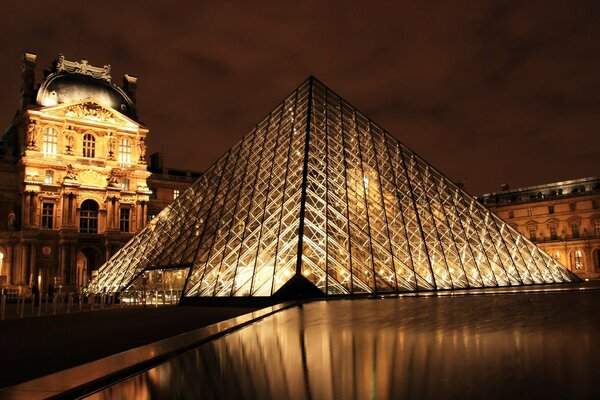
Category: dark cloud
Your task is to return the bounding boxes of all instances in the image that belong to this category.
[1,0,598,195]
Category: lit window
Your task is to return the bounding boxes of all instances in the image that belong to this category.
[528,207,534,217]
[118,138,131,165]
[44,170,54,184]
[553,251,560,260]
[570,250,583,270]
[120,208,130,232]
[594,220,600,237]
[548,205,554,214]
[173,189,180,200]
[79,200,99,233]
[42,127,58,157]
[83,133,95,158]
[121,178,130,191]
[41,203,54,229]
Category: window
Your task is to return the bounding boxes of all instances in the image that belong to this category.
[118,138,131,165]
[570,250,583,270]
[44,170,54,184]
[149,188,157,200]
[528,226,537,242]
[569,202,576,212]
[508,210,514,219]
[548,205,554,214]
[553,251,561,260]
[594,220,600,237]
[41,203,54,229]
[42,127,58,157]
[549,225,558,240]
[528,208,534,217]
[82,133,95,158]
[571,222,580,239]
[119,208,130,232]
[79,200,99,233]
[593,199,600,209]
[121,178,130,191]
[148,214,156,221]
[173,189,180,200]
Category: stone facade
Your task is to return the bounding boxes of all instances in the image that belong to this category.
[0,53,196,295]
[479,177,600,279]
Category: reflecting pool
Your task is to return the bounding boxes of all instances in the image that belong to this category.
[88,291,600,399]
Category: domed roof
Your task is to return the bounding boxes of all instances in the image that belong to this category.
[36,56,137,120]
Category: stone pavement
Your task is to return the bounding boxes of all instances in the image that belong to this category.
[0,305,256,388]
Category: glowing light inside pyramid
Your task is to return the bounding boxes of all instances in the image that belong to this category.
[89,78,577,297]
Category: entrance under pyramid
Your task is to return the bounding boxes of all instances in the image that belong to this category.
[90,77,578,299]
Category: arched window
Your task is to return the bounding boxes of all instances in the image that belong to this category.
[42,127,58,157]
[119,139,131,165]
[79,200,99,233]
[569,249,584,270]
[83,133,95,158]
[595,249,600,272]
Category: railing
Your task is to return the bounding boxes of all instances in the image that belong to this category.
[0,289,183,321]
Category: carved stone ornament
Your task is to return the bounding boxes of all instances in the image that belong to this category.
[64,164,79,182]
[79,169,105,187]
[26,120,40,150]
[107,133,116,160]
[138,137,147,163]
[64,103,116,123]
[55,54,112,82]
[64,131,75,155]
[107,169,121,188]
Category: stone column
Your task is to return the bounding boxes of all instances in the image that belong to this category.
[114,200,120,230]
[6,243,13,285]
[71,195,78,228]
[141,201,147,229]
[30,243,37,285]
[70,244,77,286]
[62,193,69,226]
[106,199,113,229]
[29,192,38,227]
[23,192,30,226]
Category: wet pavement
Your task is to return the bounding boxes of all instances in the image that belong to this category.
[88,284,600,399]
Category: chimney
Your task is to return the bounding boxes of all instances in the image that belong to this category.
[20,52,37,111]
[123,74,138,104]
[150,152,164,171]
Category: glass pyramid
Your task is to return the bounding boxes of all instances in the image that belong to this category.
[90,77,578,297]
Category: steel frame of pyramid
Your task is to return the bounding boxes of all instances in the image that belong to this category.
[90,77,578,297]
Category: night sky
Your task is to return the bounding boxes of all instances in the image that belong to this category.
[2,1,599,195]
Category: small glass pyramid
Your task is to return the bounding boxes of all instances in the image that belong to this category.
[90,77,578,297]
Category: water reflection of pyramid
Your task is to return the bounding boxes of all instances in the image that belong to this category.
[91,77,578,297]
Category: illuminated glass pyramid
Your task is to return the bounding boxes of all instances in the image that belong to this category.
[90,77,578,297]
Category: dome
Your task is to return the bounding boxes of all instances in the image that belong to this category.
[36,56,137,120]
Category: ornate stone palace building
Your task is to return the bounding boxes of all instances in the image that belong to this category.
[0,53,196,293]
[479,177,600,280]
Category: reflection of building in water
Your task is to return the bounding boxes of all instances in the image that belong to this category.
[480,177,600,280]
[0,53,198,295]
[91,77,577,299]
[88,298,596,399]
